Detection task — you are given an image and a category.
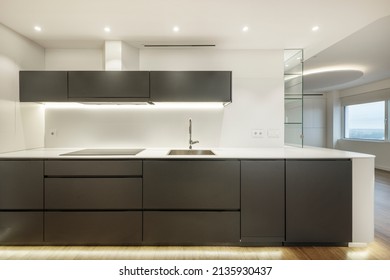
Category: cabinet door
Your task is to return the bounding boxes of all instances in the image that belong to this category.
[45,211,142,245]
[150,71,231,102]
[0,161,43,209]
[143,211,240,244]
[241,160,285,243]
[68,71,150,99]
[19,71,68,102]
[286,160,352,243]
[0,212,43,244]
[143,160,240,209]
[45,178,142,210]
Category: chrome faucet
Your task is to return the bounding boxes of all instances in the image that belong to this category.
[189,118,199,149]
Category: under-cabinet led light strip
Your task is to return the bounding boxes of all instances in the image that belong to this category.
[43,102,225,109]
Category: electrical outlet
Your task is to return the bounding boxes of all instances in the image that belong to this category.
[48,129,57,137]
[252,129,264,138]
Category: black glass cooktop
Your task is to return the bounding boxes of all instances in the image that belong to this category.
[60,148,145,156]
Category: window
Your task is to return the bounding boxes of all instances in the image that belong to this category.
[344,101,386,140]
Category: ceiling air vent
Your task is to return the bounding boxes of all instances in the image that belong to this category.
[143,44,216,48]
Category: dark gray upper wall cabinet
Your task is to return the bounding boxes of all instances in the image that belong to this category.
[150,71,232,102]
[20,70,232,103]
[19,71,68,102]
[68,71,150,100]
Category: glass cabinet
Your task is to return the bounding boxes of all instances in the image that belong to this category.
[284,49,303,147]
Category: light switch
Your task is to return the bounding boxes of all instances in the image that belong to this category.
[268,129,280,138]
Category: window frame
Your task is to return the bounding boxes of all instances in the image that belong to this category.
[343,100,389,142]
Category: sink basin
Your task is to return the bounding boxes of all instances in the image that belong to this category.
[168,149,215,156]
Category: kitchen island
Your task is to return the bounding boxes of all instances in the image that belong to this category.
[0,147,374,247]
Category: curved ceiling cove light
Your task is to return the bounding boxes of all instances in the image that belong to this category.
[34,26,42,32]
[304,69,364,91]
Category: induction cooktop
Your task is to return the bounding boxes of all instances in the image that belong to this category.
[60,148,145,156]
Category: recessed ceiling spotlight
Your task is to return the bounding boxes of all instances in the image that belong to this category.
[242,26,249,32]
[312,25,319,32]
[173,26,180,32]
[104,26,111,33]
[34,26,42,32]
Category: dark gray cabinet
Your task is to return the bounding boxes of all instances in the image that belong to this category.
[143,211,240,244]
[45,212,142,245]
[19,71,68,102]
[44,160,143,245]
[20,70,232,103]
[150,71,232,102]
[68,71,150,100]
[0,161,44,244]
[143,160,240,245]
[241,160,285,243]
[143,160,240,209]
[0,161,43,210]
[45,178,142,210]
[286,160,352,243]
[0,212,43,244]
[45,160,142,176]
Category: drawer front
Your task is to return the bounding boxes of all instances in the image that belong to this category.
[144,160,240,209]
[45,211,142,245]
[45,160,142,176]
[0,212,43,244]
[45,178,142,209]
[0,161,43,209]
[143,211,240,244]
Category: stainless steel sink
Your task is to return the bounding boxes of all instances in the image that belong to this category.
[168,149,215,156]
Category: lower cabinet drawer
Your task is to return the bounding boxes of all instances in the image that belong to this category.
[143,211,240,244]
[45,160,142,176]
[45,178,142,210]
[45,211,142,245]
[0,212,43,244]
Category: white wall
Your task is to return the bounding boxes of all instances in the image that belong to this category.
[326,90,342,148]
[45,49,284,148]
[0,23,45,153]
[45,49,103,70]
[303,95,327,147]
[335,78,390,171]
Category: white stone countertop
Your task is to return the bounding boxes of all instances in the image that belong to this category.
[0,146,375,159]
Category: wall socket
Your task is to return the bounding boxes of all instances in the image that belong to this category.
[252,129,264,138]
[48,129,57,137]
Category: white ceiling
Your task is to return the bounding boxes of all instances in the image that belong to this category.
[1,0,390,91]
[1,0,390,59]
[304,15,390,92]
